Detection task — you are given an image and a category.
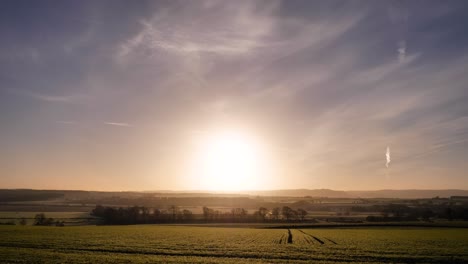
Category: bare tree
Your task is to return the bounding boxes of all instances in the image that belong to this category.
[282,206,294,221]
[182,209,193,220]
[19,218,27,226]
[168,205,178,220]
[272,207,280,220]
[34,213,54,226]
[297,208,308,221]
[203,206,214,220]
[257,207,268,221]
[240,208,248,218]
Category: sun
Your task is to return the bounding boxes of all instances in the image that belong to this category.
[190,131,267,191]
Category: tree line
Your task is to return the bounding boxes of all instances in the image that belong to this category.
[91,205,309,225]
[33,213,64,226]
[365,203,468,222]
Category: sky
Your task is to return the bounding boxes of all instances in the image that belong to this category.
[1,0,468,191]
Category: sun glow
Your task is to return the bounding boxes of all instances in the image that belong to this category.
[190,131,268,191]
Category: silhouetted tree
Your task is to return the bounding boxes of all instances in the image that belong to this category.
[215,210,221,219]
[141,207,150,223]
[257,207,268,221]
[91,205,105,217]
[422,209,434,221]
[231,208,248,219]
[182,209,193,220]
[272,207,280,220]
[241,208,248,218]
[445,207,453,221]
[282,206,294,221]
[253,207,268,221]
[34,213,54,226]
[384,204,409,218]
[168,205,178,220]
[19,218,27,226]
[297,208,308,221]
[203,206,215,221]
[34,213,45,225]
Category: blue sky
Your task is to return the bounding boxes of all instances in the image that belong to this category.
[1,0,467,191]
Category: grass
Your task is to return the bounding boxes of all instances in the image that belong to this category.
[1,225,467,263]
[0,211,91,219]
[0,212,96,226]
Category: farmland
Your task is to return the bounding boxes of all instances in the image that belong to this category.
[0,212,96,226]
[1,225,467,263]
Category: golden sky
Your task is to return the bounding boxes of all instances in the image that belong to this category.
[1,1,468,191]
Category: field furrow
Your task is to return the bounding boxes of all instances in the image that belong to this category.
[1,226,468,263]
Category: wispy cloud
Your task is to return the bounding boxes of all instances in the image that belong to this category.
[398,40,406,62]
[56,121,77,125]
[2,1,468,190]
[386,147,391,168]
[31,94,77,103]
[104,122,132,127]
[116,1,280,63]
[112,1,468,190]
[8,89,81,103]
[387,2,409,63]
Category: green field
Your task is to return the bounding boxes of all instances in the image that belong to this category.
[0,212,95,226]
[1,225,467,263]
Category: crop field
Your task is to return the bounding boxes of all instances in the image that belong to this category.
[1,225,467,263]
[0,212,95,226]
[0,212,91,218]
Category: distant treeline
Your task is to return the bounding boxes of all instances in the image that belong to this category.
[32,213,65,226]
[86,196,267,208]
[0,190,64,202]
[91,202,468,225]
[363,203,468,221]
[91,205,309,225]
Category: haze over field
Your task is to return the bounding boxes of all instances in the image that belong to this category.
[1,0,468,191]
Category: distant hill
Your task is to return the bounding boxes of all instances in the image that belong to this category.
[242,189,352,198]
[348,189,468,199]
[243,189,468,198]
[1,188,468,201]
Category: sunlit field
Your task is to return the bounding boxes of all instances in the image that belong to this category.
[1,225,467,263]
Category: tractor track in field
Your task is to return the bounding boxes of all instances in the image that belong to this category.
[298,230,325,245]
[302,234,313,244]
[1,243,461,263]
[311,235,324,245]
[277,229,293,244]
[279,229,330,245]
[287,229,293,244]
[0,244,346,262]
[277,233,285,244]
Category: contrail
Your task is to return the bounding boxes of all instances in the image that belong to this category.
[386,146,391,168]
[398,40,406,63]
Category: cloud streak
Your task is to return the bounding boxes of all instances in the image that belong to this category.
[7,89,82,103]
[56,121,77,125]
[1,1,468,190]
[117,1,280,62]
[398,40,406,62]
[386,147,391,168]
[104,122,132,127]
